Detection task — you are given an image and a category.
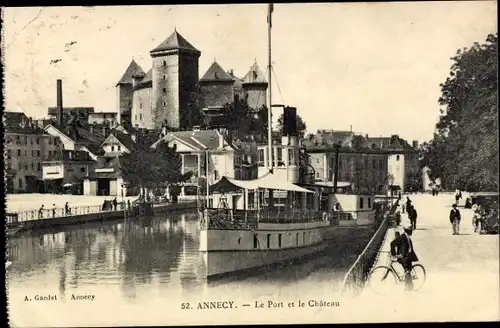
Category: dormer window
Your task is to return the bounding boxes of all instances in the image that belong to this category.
[253,71,258,80]
[214,72,218,79]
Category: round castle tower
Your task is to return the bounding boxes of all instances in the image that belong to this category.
[242,60,268,110]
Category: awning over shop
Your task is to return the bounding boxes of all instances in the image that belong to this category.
[210,174,314,194]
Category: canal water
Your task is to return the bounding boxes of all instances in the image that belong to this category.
[6,212,369,326]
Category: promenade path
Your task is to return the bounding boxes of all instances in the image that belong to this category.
[348,193,499,322]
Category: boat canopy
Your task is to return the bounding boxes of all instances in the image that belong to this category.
[210,174,315,194]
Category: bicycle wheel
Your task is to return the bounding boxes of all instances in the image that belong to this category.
[411,264,427,291]
[367,266,398,295]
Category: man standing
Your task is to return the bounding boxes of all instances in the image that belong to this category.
[390,224,419,291]
[450,203,461,235]
[409,206,418,230]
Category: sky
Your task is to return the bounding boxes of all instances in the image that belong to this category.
[2,2,497,143]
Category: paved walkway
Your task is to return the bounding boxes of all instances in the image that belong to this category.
[357,193,499,322]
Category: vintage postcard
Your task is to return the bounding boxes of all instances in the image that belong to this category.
[3,2,499,327]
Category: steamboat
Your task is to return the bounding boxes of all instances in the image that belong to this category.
[198,4,381,280]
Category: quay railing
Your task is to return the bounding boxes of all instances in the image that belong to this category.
[339,203,398,296]
[6,202,129,225]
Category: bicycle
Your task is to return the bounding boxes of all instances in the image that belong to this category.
[367,251,427,294]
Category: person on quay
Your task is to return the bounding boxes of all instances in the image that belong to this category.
[390,223,419,291]
[454,189,462,206]
[472,203,484,234]
[52,204,56,218]
[113,197,118,211]
[38,205,45,219]
[65,202,71,215]
[406,197,412,211]
[408,205,418,230]
[449,203,461,235]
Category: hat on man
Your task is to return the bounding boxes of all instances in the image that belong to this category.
[452,203,457,207]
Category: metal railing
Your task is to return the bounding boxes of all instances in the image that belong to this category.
[339,203,398,296]
[6,202,127,224]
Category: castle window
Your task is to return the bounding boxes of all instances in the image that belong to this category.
[139,114,142,120]
[135,115,137,121]
[111,146,114,151]
[163,88,167,94]
[163,75,166,80]
[396,155,400,161]
[140,103,142,109]
[163,61,166,67]
[163,101,167,108]
[267,234,271,248]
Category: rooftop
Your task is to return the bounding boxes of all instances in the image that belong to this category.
[200,61,234,83]
[242,60,267,84]
[116,59,145,86]
[150,30,200,54]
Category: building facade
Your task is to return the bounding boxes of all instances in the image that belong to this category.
[4,112,61,193]
[152,129,255,198]
[365,135,421,191]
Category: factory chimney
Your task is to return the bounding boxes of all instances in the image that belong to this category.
[57,79,63,126]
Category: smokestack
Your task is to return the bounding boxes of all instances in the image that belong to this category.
[57,79,63,126]
[412,140,419,149]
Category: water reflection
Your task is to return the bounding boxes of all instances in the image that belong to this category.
[7,213,207,300]
[7,212,367,303]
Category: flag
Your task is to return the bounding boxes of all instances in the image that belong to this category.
[267,3,274,27]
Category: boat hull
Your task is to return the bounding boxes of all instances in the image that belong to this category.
[202,242,329,280]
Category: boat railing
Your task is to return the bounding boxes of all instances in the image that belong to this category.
[199,208,259,231]
[199,207,331,230]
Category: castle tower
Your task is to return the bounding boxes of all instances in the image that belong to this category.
[116,59,145,126]
[150,30,201,130]
[200,61,236,108]
[242,60,268,110]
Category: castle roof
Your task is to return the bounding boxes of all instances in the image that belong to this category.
[150,30,200,54]
[228,70,244,90]
[200,61,234,83]
[116,59,145,86]
[242,60,267,84]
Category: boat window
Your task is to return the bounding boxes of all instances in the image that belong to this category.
[360,197,364,209]
[214,170,219,180]
[278,234,282,248]
[303,232,306,244]
[267,234,271,248]
[296,232,299,245]
[254,234,258,248]
[368,197,371,208]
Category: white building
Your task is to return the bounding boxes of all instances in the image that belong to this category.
[152,129,254,198]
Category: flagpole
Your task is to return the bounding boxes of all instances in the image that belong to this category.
[267,3,273,173]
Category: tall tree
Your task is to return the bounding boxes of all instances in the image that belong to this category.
[276,113,307,138]
[121,135,192,199]
[420,33,498,191]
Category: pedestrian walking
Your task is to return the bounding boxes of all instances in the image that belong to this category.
[38,205,45,219]
[472,203,484,234]
[65,202,71,215]
[408,206,418,230]
[449,203,461,235]
[454,189,462,206]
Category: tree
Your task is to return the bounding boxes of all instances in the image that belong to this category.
[420,33,498,191]
[276,113,307,138]
[220,99,268,141]
[121,135,192,200]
